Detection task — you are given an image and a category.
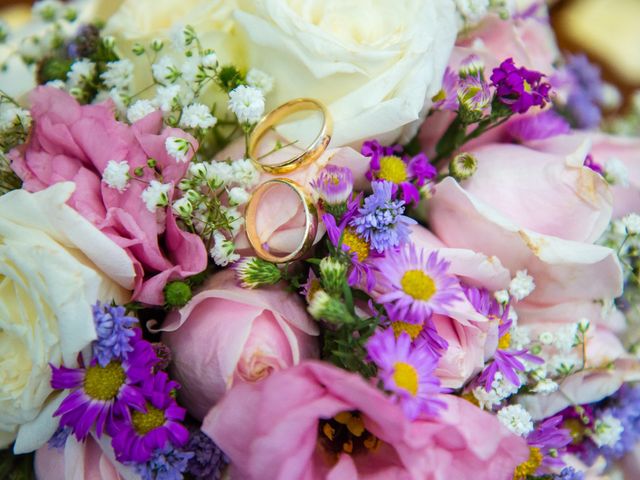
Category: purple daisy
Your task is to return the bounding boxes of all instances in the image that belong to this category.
[349,181,416,253]
[376,244,462,323]
[527,415,572,470]
[111,371,189,463]
[491,58,551,114]
[366,328,445,419]
[311,165,354,206]
[50,330,156,440]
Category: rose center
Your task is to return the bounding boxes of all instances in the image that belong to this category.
[378,156,408,184]
[83,362,125,401]
[391,321,424,341]
[131,404,166,435]
[513,447,542,480]
[343,228,370,262]
[392,361,419,396]
[400,270,436,301]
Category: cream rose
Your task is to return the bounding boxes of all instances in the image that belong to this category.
[234,0,458,145]
[0,183,134,454]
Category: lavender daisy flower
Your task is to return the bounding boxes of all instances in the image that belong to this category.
[136,444,194,480]
[376,244,462,323]
[186,430,229,480]
[527,415,572,470]
[391,319,449,358]
[366,328,445,419]
[432,67,459,111]
[491,58,551,114]
[51,330,156,440]
[111,371,189,463]
[92,302,137,367]
[311,165,354,206]
[350,181,416,253]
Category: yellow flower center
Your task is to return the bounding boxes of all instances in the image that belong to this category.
[318,411,381,459]
[513,447,543,480]
[400,270,436,301]
[378,156,408,184]
[391,321,424,341]
[498,332,511,350]
[131,404,166,435]
[83,361,125,401]
[564,418,587,444]
[392,361,419,396]
[432,89,447,103]
[334,411,365,437]
[343,227,370,262]
[523,80,532,93]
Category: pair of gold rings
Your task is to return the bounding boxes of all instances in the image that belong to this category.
[244,98,332,263]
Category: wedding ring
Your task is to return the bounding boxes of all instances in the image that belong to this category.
[248,98,333,174]
[244,178,318,263]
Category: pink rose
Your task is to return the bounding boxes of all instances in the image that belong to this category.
[216,133,369,256]
[10,86,207,305]
[203,361,528,480]
[35,434,133,480]
[409,225,511,388]
[160,269,318,420]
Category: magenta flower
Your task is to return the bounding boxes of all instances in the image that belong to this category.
[111,371,189,463]
[366,328,445,419]
[491,58,551,114]
[507,110,570,142]
[376,244,462,323]
[584,154,604,175]
[50,330,157,440]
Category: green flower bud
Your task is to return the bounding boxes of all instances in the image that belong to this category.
[449,152,478,181]
[234,257,282,289]
[150,38,164,52]
[164,280,192,307]
[132,43,146,56]
[319,257,347,296]
[308,290,354,325]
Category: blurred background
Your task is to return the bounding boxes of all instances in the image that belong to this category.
[0,0,638,107]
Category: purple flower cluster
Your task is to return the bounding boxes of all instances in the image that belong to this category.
[93,302,137,367]
[528,415,572,470]
[185,430,229,479]
[491,58,551,114]
[564,54,604,129]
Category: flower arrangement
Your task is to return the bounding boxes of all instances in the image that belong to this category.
[0,1,639,479]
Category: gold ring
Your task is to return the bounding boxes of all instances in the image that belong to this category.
[244,178,318,263]
[248,98,333,175]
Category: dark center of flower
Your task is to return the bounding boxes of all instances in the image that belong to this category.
[318,411,381,460]
[400,270,436,301]
[83,361,125,401]
[132,404,166,435]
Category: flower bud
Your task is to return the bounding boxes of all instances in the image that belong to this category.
[172,197,193,218]
[151,38,164,52]
[449,152,478,181]
[234,257,282,289]
[164,280,192,307]
[319,257,347,296]
[308,290,354,325]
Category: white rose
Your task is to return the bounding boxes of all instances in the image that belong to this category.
[0,183,135,453]
[234,0,458,146]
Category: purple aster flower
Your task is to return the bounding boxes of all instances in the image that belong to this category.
[136,444,194,480]
[186,430,229,480]
[463,285,503,320]
[388,318,448,359]
[583,155,604,175]
[51,330,156,440]
[376,244,462,323]
[432,67,459,111]
[596,384,640,462]
[111,371,189,463]
[311,165,354,206]
[507,110,571,143]
[92,302,137,367]
[366,328,445,419]
[491,58,551,114]
[363,140,434,205]
[528,415,572,469]
[47,425,71,450]
[554,467,585,480]
[350,181,416,253]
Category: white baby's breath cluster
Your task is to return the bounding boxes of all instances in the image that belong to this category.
[509,270,535,301]
[497,404,534,437]
[228,85,265,125]
[589,413,624,448]
[472,372,519,410]
[102,160,130,192]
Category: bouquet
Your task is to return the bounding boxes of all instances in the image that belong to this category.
[1,1,639,479]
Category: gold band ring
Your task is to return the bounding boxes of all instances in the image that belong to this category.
[248,98,333,175]
[244,178,318,263]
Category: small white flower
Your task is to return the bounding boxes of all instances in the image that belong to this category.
[494,289,510,304]
[228,85,265,124]
[165,137,191,163]
[180,57,201,84]
[532,378,559,395]
[46,80,66,89]
[105,88,128,115]
[33,0,63,21]
[510,326,531,350]
[605,157,629,187]
[455,0,490,23]
[206,161,233,187]
[18,36,44,61]
[497,405,534,437]
[102,160,130,192]
[188,162,208,179]
[547,354,579,376]
[246,68,274,94]
[231,158,260,188]
[590,414,624,448]
[210,232,240,266]
[223,206,244,236]
[472,372,519,410]
[201,52,218,69]
[228,187,250,206]
[171,197,193,217]
[152,56,179,83]
[67,59,96,88]
[509,270,535,301]
[554,323,578,352]
[127,100,156,123]
[0,105,31,132]
[180,103,217,129]
[141,180,171,212]
[154,85,182,112]
[622,213,640,235]
[538,331,554,346]
[101,59,134,91]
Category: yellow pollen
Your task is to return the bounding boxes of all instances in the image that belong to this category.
[363,434,381,451]
[391,321,424,341]
[461,392,480,407]
[334,412,365,437]
[393,362,419,396]
[131,404,166,435]
[564,418,587,444]
[513,447,543,480]
[400,270,436,301]
[432,89,446,103]
[523,80,532,93]
[323,423,335,441]
[498,332,511,350]
[378,156,408,184]
[343,228,370,262]
[83,361,125,401]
